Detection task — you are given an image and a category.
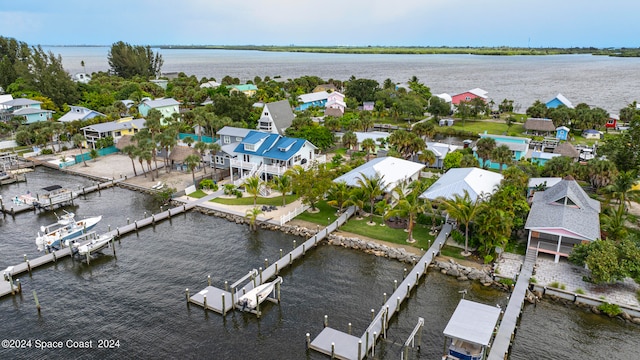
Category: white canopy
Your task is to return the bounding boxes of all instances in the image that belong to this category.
[443,299,501,346]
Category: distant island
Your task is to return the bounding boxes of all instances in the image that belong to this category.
[155,45,640,57]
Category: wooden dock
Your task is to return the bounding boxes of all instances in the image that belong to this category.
[188,206,357,317]
[486,250,536,360]
[309,223,453,360]
[0,177,124,215]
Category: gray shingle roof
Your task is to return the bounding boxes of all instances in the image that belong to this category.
[265,100,295,134]
[525,178,601,241]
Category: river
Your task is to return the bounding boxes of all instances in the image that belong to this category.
[1,167,638,359]
[47,46,640,115]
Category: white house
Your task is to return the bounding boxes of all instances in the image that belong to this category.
[138,98,181,123]
[333,156,425,194]
[58,106,105,123]
[257,100,295,135]
[420,167,503,202]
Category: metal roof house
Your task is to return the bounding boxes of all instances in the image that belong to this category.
[257,100,295,135]
[230,131,319,185]
[58,106,105,123]
[81,117,146,149]
[420,167,503,202]
[296,91,330,111]
[138,98,180,122]
[473,134,530,170]
[545,93,574,109]
[525,176,601,263]
[333,156,425,193]
[442,299,501,360]
[208,126,254,173]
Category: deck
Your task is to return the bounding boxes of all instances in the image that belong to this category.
[309,223,452,360]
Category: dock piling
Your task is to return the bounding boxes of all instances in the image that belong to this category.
[394,279,397,290]
[403,268,407,279]
[306,333,311,349]
[224,281,228,292]
[222,294,226,316]
[264,258,268,268]
[371,308,375,321]
[207,275,211,286]
[324,315,328,328]
[33,290,41,313]
[203,295,207,311]
[26,260,31,274]
[331,342,335,359]
[348,322,352,335]
[259,267,263,283]
[16,279,21,294]
[383,292,387,304]
[185,288,190,302]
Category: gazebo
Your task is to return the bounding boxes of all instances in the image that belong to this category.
[169,145,200,172]
[553,142,580,160]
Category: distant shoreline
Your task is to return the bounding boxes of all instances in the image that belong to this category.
[43,45,640,57]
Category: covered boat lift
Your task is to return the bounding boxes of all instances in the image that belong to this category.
[442,299,501,360]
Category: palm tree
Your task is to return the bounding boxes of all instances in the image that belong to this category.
[491,144,513,172]
[326,180,350,213]
[271,174,293,206]
[475,137,496,169]
[208,142,222,181]
[600,204,629,243]
[194,141,209,174]
[603,170,640,208]
[243,175,262,206]
[245,207,263,231]
[342,131,358,150]
[184,154,201,186]
[356,173,385,224]
[134,147,147,178]
[122,144,138,176]
[72,133,87,167]
[361,138,376,161]
[158,128,178,173]
[387,185,430,243]
[439,190,483,256]
[587,159,618,190]
[344,187,367,218]
[412,121,435,141]
[418,149,436,167]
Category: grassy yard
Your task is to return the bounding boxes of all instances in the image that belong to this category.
[187,189,207,198]
[211,194,298,206]
[295,200,341,225]
[451,119,525,136]
[339,215,435,250]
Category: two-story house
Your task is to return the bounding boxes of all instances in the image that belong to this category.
[138,98,181,124]
[81,117,146,149]
[210,126,253,174]
[257,100,295,135]
[1,98,53,124]
[58,105,105,123]
[230,131,319,184]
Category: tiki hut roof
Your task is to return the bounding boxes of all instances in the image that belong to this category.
[553,142,580,159]
[324,107,343,118]
[116,135,136,150]
[169,145,199,162]
[524,118,556,132]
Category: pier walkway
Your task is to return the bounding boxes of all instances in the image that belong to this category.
[487,250,535,360]
[309,223,453,360]
[188,206,357,316]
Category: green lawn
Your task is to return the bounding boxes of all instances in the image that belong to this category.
[451,119,525,136]
[295,200,341,225]
[211,194,298,206]
[440,245,467,260]
[339,215,435,249]
[187,189,207,198]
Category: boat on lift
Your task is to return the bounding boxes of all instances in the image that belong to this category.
[35,211,102,251]
[74,232,114,257]
[236,277,283,311]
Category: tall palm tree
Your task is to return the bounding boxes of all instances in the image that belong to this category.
[122,144,138,176]
[158,128,178,173]
[208,142,222,181]
[361,138,376,161]
[439,190,483,256]
[412,121,435,141]
[271,174,293,206]
[476,137,496,169]
[342,131,358,150]
[491,144,513,172]
[418,149,436,167]
[245,207,263,231]
[600,204,629,243]
[184,154,201,186]
[194,141,209,174]
[344,187,367,218]
[243,175,262,206]
[356,173,385,224]
[72,133,87,167]
[603,170,640,208]
[388,184,430,243]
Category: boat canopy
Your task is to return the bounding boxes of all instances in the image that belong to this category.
[443,299,501,346]
[41,185,63,192]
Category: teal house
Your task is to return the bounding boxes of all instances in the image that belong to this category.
[556,126,570,141]
[473,134,529,170]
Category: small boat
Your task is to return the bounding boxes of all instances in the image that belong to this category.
[74,233,114,257]
[35,212,102,251]
[236,277,283,311]
[34,185,79,209]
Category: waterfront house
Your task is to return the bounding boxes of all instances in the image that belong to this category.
[420,167,503,202]
[296,91,330,111]
[473,134,529,170]
[313,84,338,93]
[229,131,319,184]
[71,73,91,84]
[443,299,501,360]
[138,98,180,123]
[81,117,146,149]
[545,93,574,109]
[12,107,54,124]
[200,80,221,89]
[257,100,295,135]
[582,129,603,139]
[555,126,570,141]
[333,156,425,196]
[0,97,49,123]
[525,176,601,263]
[528,150,560,166]
[150,79,168,90]
[527,177,562,201]
[58,105,105,123]
[228,84,258,97]
[424,142,461,169]
[524,118,556,136]
[605,114,618,130]
[451,88,488,106]
[210,126,253,173]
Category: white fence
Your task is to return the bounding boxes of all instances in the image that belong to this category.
[279,204,310,225]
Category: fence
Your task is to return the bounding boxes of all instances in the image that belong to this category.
[74,146,119,164]
[279,204,311,225]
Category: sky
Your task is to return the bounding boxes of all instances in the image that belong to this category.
[1,0,639,48]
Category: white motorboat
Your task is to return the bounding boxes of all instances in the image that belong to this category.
[35,212,102,251]
[34,185,79,208]
[75,233,114,257]
[236,277,283,310]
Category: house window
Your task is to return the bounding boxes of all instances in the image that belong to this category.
[465,96,471,101]
[115,131,121,137]
[235,137,242,142]
[294,155,301,162]
[215,156,225,165]
[243,154,250,162]
[244,144,255,151]
[223,136,230,144]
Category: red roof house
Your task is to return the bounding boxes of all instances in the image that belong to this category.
[451,88,488,105]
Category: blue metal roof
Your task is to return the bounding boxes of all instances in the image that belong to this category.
[242,131,270,145]
[233,131,308,161]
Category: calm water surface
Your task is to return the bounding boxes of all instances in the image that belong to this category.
[1,168,638,359]
[48,46,640,114]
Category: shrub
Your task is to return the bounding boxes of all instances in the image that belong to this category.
[575,288,585,295]
[451,230,465,245]
[483,254,494,264]
[199,179,217,190]
[529,277,537,284]
[41,148,53,155]
[597,302,622,317]
[499,278,514,287]
[549,281,560,288]
[560,284,566,290]
[61,146,68,151]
